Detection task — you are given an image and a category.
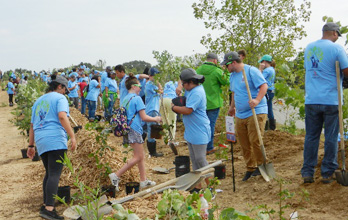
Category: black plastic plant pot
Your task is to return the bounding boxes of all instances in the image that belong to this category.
[125,182,140,195]
[95,115,102,122]
[21,149,28,158]
[173,156,191,177]
[57,186,71,203]
[32,151,40,161]
[214,164,226,179]
[102,185,116,198]
[150,124,163,139]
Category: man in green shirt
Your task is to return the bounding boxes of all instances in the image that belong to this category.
[196,53,229,154]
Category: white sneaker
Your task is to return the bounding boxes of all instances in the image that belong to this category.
[108,173,120,191]
[140,179,156,189]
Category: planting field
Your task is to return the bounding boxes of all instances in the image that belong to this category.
[0,89,348,220]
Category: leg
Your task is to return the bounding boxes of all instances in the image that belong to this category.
[321,105,339,178]
[301,104,323,178]
[81,97,86,114]
[267,91,275,120]
[116,143,144,178]
[235,117,255,172]
[147,111,156,143]
[89,101,96,120]
[40,152,49,206]
[187,142,209,189]
[206,108,220,152]
[247,114,267,166]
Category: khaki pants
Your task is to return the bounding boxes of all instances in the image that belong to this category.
[235,114,267,172]
[159,97,177,140]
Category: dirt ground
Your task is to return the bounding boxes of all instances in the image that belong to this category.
[1,89,348,220]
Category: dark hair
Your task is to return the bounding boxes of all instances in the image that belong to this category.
[114,65,125,73]
[91,75,99,81]
[183,77,204,85]
[24,76,28,80]
[46,81,62,93]
[270,60,276,68]
[125,73,139,90]
[51,74,57,80]
[72,68,77,72]
[238,49,247,57]
[143,67,150,75]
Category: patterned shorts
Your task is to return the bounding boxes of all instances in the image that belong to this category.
[128,128,144,144]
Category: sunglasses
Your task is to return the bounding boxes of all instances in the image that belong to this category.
[133,84,142,88]
[225,61,233,66]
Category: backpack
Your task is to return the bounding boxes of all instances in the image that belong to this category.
[110,96,136,137]
[83,84,89,98]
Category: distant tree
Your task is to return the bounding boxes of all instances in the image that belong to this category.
[122,60,151,74]
[95,59,106,71]
[192,0,311,66]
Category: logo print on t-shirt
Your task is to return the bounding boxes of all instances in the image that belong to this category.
[35,100,50,122]
[307,46,323,69]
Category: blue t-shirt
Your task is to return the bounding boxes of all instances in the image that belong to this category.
[122,93,146,134]
[68,81,79,98]
[7,82,14,94]
[101,71,108,92]
[262,67,276,91]
[105,78,118,93]
[86,79,100,101]
[183,85,211,145]
[31,92,69,155]
[304,39,348,105]
[145,81,160,114]
[163,81,178,99]
[139,78,147,97]
[69,72,78,78]
[78,77,89,83]
[230,64,268,119]
[119,74,140,104]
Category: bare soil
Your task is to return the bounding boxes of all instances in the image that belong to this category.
[0,90,348,220]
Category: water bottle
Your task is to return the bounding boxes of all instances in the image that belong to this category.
[199,194,209,219]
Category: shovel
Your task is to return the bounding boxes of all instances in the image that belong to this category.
[242,68,276,182]
[152,166,175,174]
[69,115,82,133]
[334,61,348,186]
[160,94,178,155]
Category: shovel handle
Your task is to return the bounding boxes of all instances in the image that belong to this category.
[336,61,346,171]
[242,68,267,164]
[69,115,79,127]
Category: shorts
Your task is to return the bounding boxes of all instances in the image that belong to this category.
[128,128,144,144]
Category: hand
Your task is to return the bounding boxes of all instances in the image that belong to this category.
[175,86,182,96]
[259,63,265,70]
[228,106,235,117]
[70,138,77,151]
[105,94,108,97]
[248,99,260,108]
[27,147,36,159]
[154,116,162,124]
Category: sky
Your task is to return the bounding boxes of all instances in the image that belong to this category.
[0,0,347,72]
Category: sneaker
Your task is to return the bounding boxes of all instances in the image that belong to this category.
[108,173,120,191]
[242,171,253,181]
[140,179,156,189]
[251,168,261,176]
[303,176,314,184]
[40,205,45,212]
[321,176,334,184]
[209,188,216,200]
[39,208,64,220]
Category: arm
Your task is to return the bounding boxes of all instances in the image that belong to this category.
[171,105,193,115]
[27,124,36,159]
[176,79,183,96]
[105,86,109,97]
[157,83,163,94]
[343,68,348,77]
[248,83,268,108]
[228,92,235,117]
[59,112,77,151]
[139,109,161,123]
[138,74,149,80]
[96,77,101,88]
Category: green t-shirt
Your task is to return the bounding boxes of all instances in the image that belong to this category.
[196,62,229,110]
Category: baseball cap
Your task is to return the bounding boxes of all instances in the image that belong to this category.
[53,75,69,89]
[180,68,204,81]
[106,66,112,71]
[149,67,160,76]
[258,55,272,63]
[322,22,341,36]
[220,52,240,65]
[207,52,218,60]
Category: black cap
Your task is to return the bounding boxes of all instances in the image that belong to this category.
[220,52,240,65]
[323,22,341,36]
[180,68,204,81]
[207,52,218,60]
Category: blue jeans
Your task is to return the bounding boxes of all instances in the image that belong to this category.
[147,110,159,143]
[206,108,220,151]
[87,100,97,120]
[81,96,87,115]
[105,93,115,119]
[267,90,274,120]
[301,104,339,178]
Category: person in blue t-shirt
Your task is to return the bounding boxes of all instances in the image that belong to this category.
[104,71,118,120]
[86,75,101,121]
[223,51,268,182]
[139,67,150,103]
[68,76,79,109]
[27,75,76,220]
[101,66,112,93]
[259,54,277,130]
[172,68,211,193]
[114,64,149,105]
[69,68,78,78]
[7,78,15,106]
[301,22,348,184]
[109,73,161,191]
[145,67,163,157]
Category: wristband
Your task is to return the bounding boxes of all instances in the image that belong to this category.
[28,145,35,148]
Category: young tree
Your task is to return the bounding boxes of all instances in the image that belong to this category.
[192,0,311,65]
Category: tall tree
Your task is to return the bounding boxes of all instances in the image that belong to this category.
[192,0,311,65]
[122,60,152,74]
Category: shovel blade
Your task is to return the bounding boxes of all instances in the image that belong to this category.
[335,170,348,186]
[169,143,178,155]
[258,163,276,182]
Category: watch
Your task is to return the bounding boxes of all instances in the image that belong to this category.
[28,145,35,148]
